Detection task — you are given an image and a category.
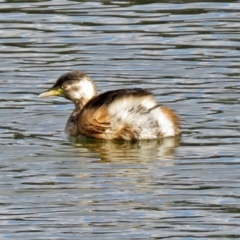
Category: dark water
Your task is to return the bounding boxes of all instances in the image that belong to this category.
[1,0,240,239]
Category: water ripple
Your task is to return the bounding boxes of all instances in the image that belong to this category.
[0,0,240,239]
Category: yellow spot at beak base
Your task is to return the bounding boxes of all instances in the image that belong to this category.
[38,89,63,98]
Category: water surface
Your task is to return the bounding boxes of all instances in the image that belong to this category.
[1,0,240,239]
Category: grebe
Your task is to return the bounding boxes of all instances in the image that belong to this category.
[38,71,180,140]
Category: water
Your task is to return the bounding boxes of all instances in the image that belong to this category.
[1,0,240,239]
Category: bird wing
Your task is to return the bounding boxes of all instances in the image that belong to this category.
[77,89,157,139]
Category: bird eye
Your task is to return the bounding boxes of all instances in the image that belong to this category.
[61,84,67,89]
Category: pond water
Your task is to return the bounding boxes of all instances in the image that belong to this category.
[1,0,240,239]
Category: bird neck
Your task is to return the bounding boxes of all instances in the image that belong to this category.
[74,98,88,110]
[74,92,96,110]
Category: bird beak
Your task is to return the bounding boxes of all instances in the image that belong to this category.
[38,88,63,98]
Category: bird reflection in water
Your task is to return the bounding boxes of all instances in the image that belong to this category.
[67,136,180,163]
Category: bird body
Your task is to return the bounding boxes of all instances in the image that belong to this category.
[39,71,180,140]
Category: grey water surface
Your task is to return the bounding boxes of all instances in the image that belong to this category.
[1,0,240,239]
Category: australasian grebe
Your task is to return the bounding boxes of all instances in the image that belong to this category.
[38,71,180,140]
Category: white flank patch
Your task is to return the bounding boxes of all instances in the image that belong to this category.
[152,107,175,137]
[108,95,176,139]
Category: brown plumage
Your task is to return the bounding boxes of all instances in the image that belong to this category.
[38,71,181,140]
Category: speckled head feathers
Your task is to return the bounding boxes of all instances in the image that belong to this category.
[52,70,89,89]
[39,70,97,104]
